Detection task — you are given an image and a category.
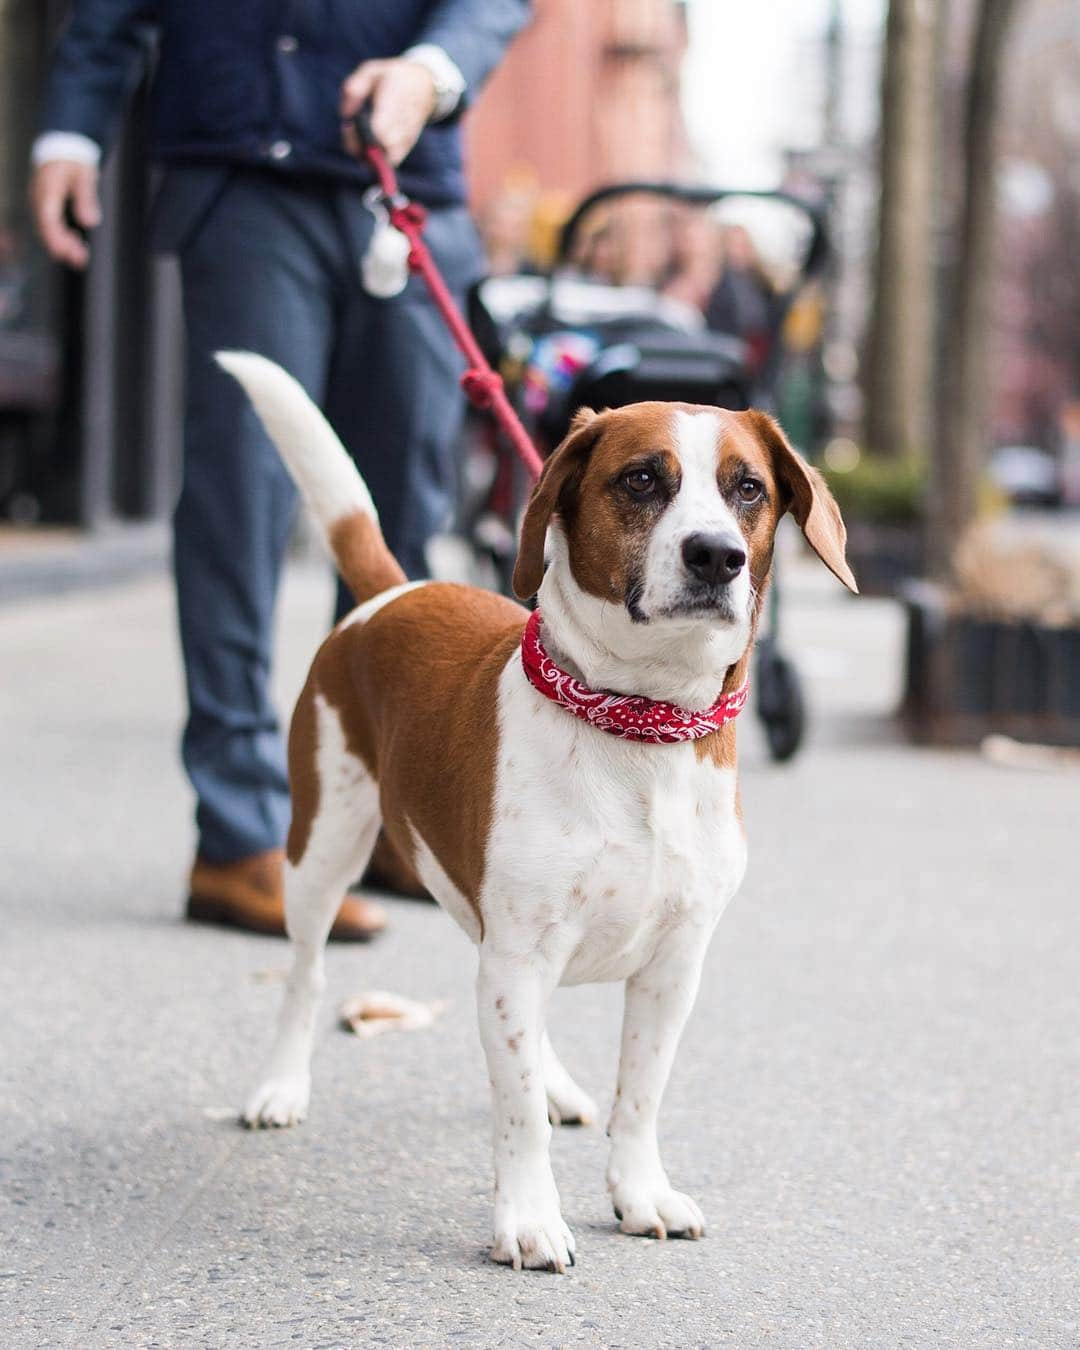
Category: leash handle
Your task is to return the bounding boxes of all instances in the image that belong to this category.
[354,102,380,153]
[354,107,398,199]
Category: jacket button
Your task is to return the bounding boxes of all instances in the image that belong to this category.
[277,35,298,54]
[268,140,292,160]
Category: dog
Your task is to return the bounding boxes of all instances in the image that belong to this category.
[219,351,856,1273]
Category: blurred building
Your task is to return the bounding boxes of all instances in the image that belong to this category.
[994,0,1080,456]
[468,0,690,206]
[1,0,73,522]
[0,2,182,534]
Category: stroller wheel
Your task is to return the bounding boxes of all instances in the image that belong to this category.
[756,647,806,763]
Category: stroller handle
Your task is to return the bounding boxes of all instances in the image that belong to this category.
[556,181,828,283]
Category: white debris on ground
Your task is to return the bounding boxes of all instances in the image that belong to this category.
[338,991,447,1039]
[980,733,1080,772]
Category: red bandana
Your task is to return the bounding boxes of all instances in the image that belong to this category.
[520,610,749,743]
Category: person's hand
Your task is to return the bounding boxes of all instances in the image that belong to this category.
[340,59,438,167]
[30,160,101,270]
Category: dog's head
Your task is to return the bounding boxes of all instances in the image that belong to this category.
[513,403,855,671]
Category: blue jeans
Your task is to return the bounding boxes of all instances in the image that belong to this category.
[171,168,480,862]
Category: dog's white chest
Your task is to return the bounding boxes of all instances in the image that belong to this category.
[481,656,747,984]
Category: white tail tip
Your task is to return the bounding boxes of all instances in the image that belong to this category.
[214,350,376,530]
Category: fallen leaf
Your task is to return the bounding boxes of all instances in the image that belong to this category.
[339,991,446,1039]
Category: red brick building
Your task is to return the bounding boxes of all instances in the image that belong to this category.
[465,0,691,264]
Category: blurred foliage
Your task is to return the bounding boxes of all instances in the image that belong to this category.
[821,455,924,526]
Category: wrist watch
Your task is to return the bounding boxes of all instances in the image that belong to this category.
[402,44,466,122]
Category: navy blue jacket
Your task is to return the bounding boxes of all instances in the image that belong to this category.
[43,1,531,205]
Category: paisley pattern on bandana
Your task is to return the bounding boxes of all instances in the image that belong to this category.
[520,610,749,743]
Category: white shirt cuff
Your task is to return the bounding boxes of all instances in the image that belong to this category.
[31,132,102,169]
[402,43,466,121]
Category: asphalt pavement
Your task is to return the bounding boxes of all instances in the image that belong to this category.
[1,553,1076,1348]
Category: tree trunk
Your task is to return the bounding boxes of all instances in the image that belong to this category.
[863,0,940,460]
[928,0,1021,579]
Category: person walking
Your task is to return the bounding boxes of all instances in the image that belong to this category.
[31,1,530,940]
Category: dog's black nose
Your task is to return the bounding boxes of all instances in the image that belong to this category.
[681,532,746,585]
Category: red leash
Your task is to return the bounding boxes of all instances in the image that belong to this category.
[360,124,545,481]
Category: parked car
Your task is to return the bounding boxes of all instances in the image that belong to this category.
[988,444,1060,508]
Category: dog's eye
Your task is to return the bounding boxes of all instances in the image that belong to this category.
[623,468,656,495]
[737,477,764,504]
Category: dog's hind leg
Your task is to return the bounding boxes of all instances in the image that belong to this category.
[242,690,380,1129]
[541,1031,597,1127]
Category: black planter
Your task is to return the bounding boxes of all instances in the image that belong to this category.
[845,522,923,597]
[902,581,1080,746]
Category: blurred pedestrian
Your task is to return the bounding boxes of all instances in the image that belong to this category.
[661,206,723,313]
[31,1,530,939]
[705,224,778,350]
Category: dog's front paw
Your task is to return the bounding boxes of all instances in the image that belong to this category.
[491,1184,575,1273]
[610,1177,705,1240]
[240,1073,311,1129]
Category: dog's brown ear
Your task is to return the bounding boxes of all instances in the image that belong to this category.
[749,411,858,594]
[512,407,603,599]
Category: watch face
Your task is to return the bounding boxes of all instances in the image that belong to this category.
[405,46,463,117]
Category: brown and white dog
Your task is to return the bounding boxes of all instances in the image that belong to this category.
[219,352,856,1273]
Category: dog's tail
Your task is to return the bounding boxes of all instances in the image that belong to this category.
[215,350,405,605]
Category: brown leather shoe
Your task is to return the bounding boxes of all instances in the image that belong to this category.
[187,849,386,942]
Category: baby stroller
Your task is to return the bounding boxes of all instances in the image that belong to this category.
[462,181,828,762]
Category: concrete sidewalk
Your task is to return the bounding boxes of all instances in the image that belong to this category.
[1,561,1076,1348]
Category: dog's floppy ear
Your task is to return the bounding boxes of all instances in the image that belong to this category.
[749,411,858,594]
[512,407,604,599]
